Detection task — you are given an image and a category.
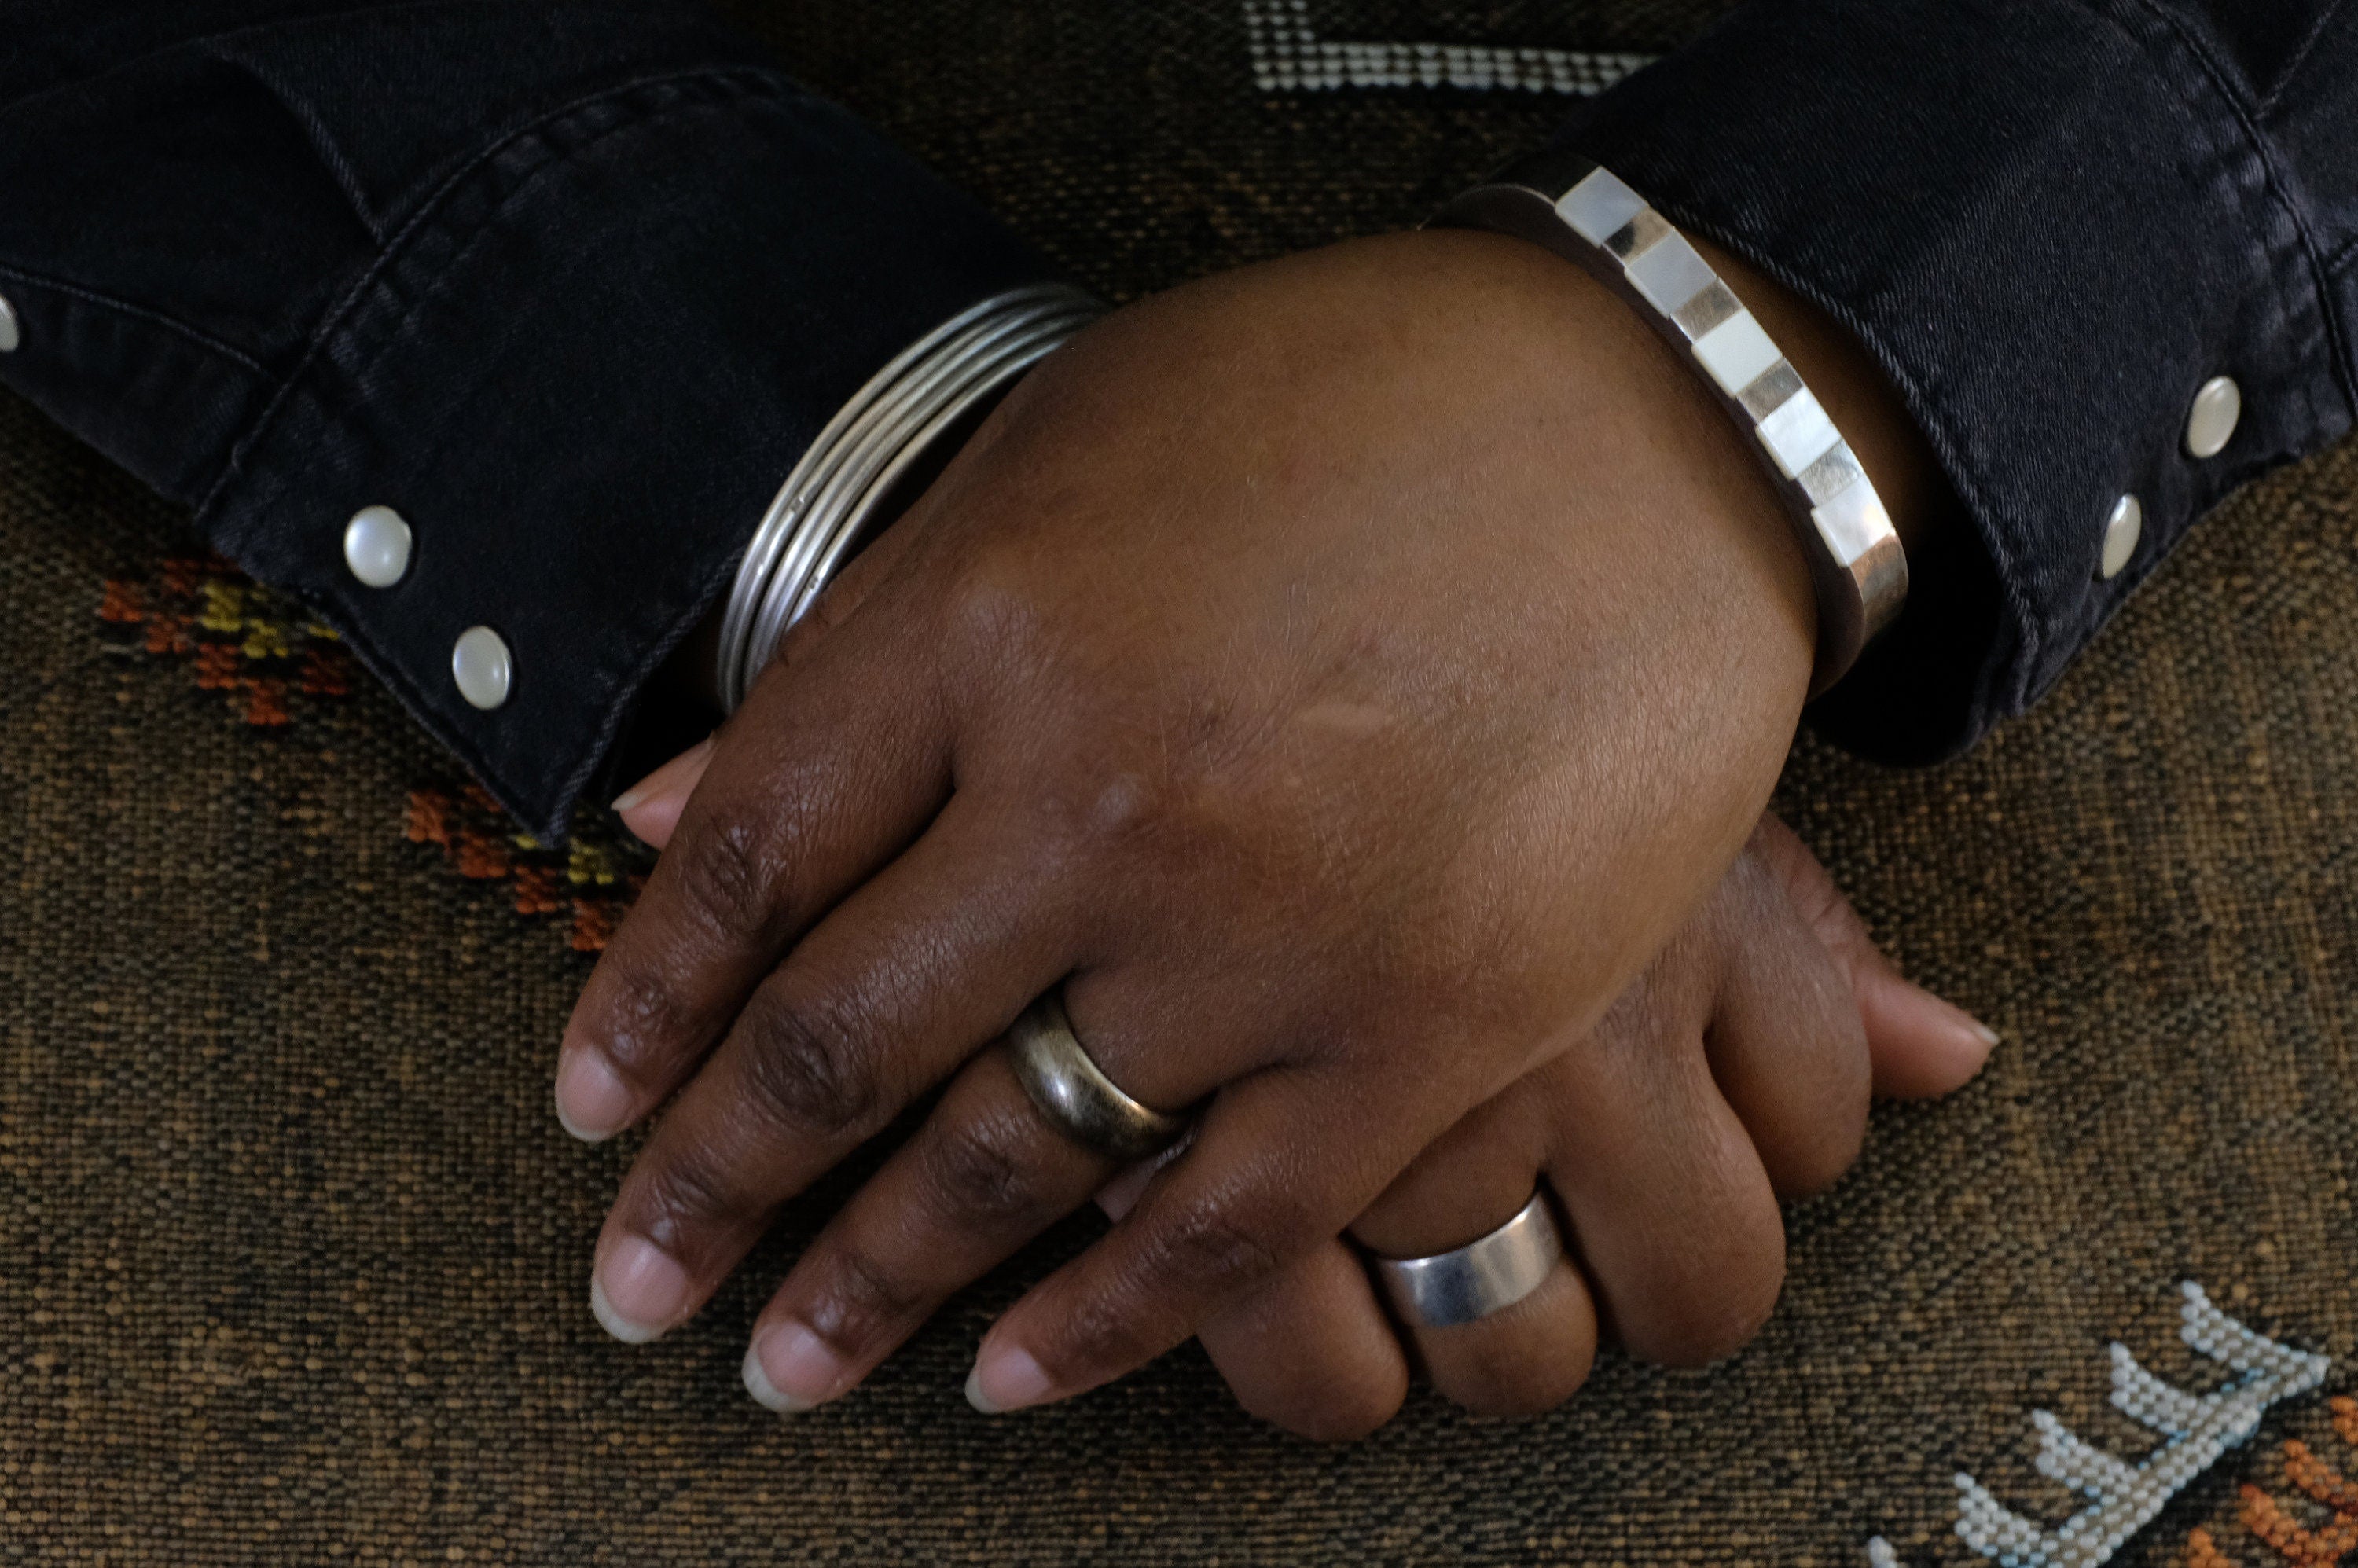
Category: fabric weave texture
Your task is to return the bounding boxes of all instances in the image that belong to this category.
[1,2,2353,1562]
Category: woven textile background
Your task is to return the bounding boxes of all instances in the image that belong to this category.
[3,3,2353,1563]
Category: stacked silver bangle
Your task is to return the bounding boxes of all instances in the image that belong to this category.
[715,282,1106,712]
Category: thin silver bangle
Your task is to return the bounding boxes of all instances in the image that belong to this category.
[1431,156,1908,694]
[717,283,1106,712]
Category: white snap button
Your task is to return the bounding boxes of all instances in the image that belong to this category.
[2184,376,2242,460]
[0,293,19,354]
[451,626,512,711]
[2099,495,2143,580]
[342,505,413,588]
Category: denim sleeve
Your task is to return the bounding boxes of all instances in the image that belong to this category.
[0,1,1047,838]
[1560,0,2358,763]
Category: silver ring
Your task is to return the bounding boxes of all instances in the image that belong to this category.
[1002,992,1191,1163]
[1372,1190,1566,1330]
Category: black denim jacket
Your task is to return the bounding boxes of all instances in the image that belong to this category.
[2,1,2351,839]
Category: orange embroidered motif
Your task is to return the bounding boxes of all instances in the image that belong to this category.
[99,553,351,727]
[2182,1397,2358,1567]
[105,553,651,953]
[1872,1288,2334,1568]
[2285,1434,2358,1514]
[404,784,649,953]
[2190,1527,2240,1568]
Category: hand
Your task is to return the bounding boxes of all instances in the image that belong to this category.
[620,768,1990,1430]
[1180,814,1993,1438]
[558,227,1941,1414]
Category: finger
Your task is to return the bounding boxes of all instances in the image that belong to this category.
[612,735,714,848]
[610,513,937,849]
[1695,854,1874,1199]
[556,598,950,1144]
[968,1067,1411,1415]
[1352,1094,1596,1419]
[588,804,1070,1342]
[740,1048,1108,1412]
[1750,818,1997,1099]
[1096,1155,1408,1441]
[1191,1241,1409,1441]
[1544,1022,1785,1369]
[1104,1153,1409,1439]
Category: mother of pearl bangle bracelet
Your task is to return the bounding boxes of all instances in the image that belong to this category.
[1433,156,1908,694]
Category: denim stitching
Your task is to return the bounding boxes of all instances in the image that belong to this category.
[0,263,270,376]
[2111,0,2358,413]
[193,68,807,834]
[193,65,787,522]
[2259,0,2349,119]
[0,0,531,125]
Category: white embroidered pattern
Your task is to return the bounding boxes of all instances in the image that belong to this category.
[1866,1283,2331,1568]
[1241,0,1654,94]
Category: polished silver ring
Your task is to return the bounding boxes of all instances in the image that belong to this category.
[1003,992,1191,1163]
[1372,1190,1566,1330]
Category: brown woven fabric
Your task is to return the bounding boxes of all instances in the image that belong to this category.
[3,4,2354,1562]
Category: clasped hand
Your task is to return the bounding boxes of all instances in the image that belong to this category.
[553,230,1993,1433]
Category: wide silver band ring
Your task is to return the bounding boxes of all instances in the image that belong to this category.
[1003,993,1192,1164]
[1372,1190,1566,1330]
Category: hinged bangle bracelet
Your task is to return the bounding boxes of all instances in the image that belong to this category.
[1431,156,1908,695]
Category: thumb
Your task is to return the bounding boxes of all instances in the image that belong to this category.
[608,734,717,850]
[1750,817,1997,1100]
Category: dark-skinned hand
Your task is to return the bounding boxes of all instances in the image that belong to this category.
[556,226,1960,1416]
[619,766,1991,1431]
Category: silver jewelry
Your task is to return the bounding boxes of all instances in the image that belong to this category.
[1002,992,1191,1163]
[1371,1189,1566,1330]
[1431,156,1908,695]
[716,283,1106,712]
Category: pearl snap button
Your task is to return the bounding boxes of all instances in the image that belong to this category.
[2099,494,2143,580]
[0,293,20,354]
[451,626,513,711]
[342,505,413,588]
[2185,376,2242,460]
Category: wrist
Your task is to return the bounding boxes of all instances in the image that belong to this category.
[1691,237,1962,567]
[1431,163,1917,696]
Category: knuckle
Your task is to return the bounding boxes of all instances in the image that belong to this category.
[1148,1195,1287,1298]
[1437,1326,1596,1421]
[1781,1077,1871,1199]
[1074,764,1175,849]
[1022,751,1181,861]
[589,957,700,1081]
[634,1145,751,1257]
[673,805,785,943]
[806,1243,923,1345]
[920,1111,1059,1230]
[1049,1282,1171,1379]
[942,556,1045,664]
[1630,1252,1784,1369]
[1246,1374,1405,1444]
[737,988,883,1140]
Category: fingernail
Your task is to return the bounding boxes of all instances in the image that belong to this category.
[1945,1000,2000,1051]
[744,1321,847,1414]
[965,1343,1053,1415]
[612,737,714,814]
[590,1236,691,1344]
[554,1047,634,1143]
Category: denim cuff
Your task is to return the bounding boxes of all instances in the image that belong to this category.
[196,69,1045,838]
[1558,0,2355,762]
